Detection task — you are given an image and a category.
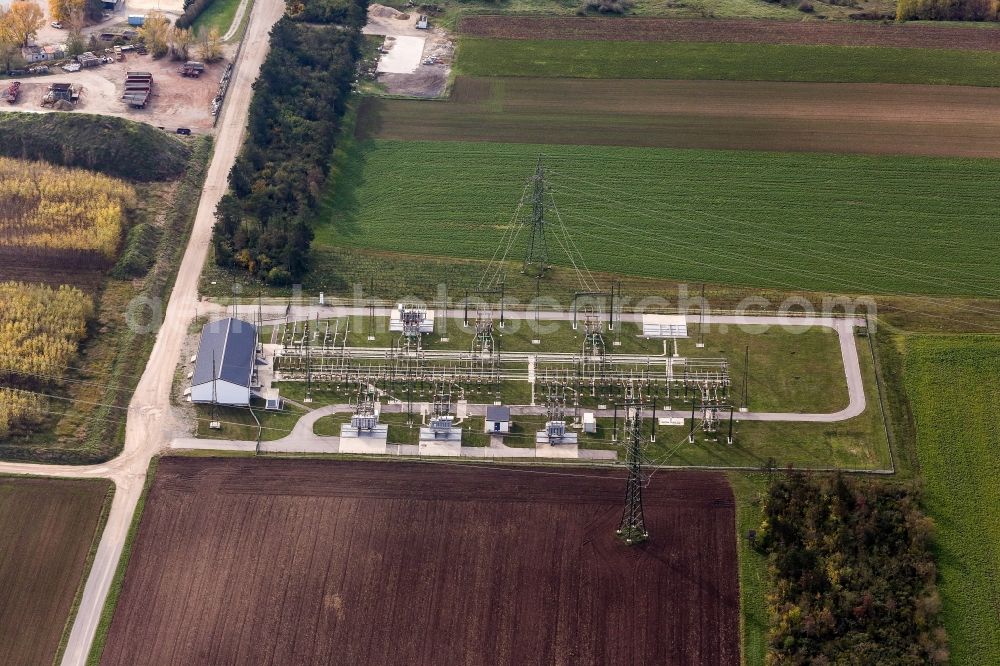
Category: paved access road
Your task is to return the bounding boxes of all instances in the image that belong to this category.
[0,0,286,663]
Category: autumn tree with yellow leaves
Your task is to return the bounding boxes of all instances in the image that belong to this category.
[2,1,43,48]
[140,11,171,58]
[49,0,103,24]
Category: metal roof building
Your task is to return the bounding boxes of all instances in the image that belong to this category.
[485,405,511,434]
[190,318,257,406]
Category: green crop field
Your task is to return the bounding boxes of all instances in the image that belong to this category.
[0,477,112,666]
[904,335,1000,664]
[314,139,1000,298]
[456,38,1000,86]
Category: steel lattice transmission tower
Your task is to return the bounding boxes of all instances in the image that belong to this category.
[522,160,549,277]
[617,399,649,545]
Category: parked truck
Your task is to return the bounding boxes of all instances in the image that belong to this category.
[179,61,205,78]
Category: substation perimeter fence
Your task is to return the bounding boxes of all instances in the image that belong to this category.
[251,448,897,476]
[865,313,896,476]
[228,295,871,321]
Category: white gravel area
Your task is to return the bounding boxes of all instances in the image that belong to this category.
[376,35,425,74]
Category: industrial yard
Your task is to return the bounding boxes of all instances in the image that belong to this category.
[363,4,454,97]
[5,56,224,130]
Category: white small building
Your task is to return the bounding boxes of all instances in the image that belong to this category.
[190,318,257,406]
[641,314,688,339]
[582,412,596,434]
[263,387,282,411]
[484,405,511,434]
[21,45,47,63]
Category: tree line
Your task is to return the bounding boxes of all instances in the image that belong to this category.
[755,473,948,664]
[212,0,366,285]
[897,0,1000,20]
[140,11,222,61]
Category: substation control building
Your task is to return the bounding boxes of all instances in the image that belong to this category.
[484,405,511,434]
[190,318,258,406]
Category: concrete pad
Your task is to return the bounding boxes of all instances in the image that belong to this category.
[262,438,340,454]
[418,428,462,456]
[171,437,256,451]
[377,36,425,74]
[339,425,389,454]
[535,441,581,459]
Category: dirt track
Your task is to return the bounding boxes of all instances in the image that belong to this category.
[100,458,740,666]
[362,76,1000,157]
[0,0,288,662]
[460,16,1000,51]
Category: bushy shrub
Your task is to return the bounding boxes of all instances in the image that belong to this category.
[897,0,999,20]
[175,0,215,30]
[583,0,633,13]
[111,223,162,278]
[756,474,948,664]
[286,0,368,24]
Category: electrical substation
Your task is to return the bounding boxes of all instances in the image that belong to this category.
[190,161,868,544]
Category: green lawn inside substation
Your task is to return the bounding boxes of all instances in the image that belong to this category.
[194,400,307,441]
[269,318,847,414]
[260,325,885,470]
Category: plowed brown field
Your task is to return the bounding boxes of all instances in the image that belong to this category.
[0,477,111,666]
[359,76,1000,157]
[101,458,740,666]
[0,247,108,292]
[460,16,1000,51]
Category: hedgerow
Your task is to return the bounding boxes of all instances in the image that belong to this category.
[212,0,367,284]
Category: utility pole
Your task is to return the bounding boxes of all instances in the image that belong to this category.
[367,275,376,341]
[522,159,549,277]
[617,399,648,545]
[304,318,313,404]
[740,345,749,412]
[697,283,706,348]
